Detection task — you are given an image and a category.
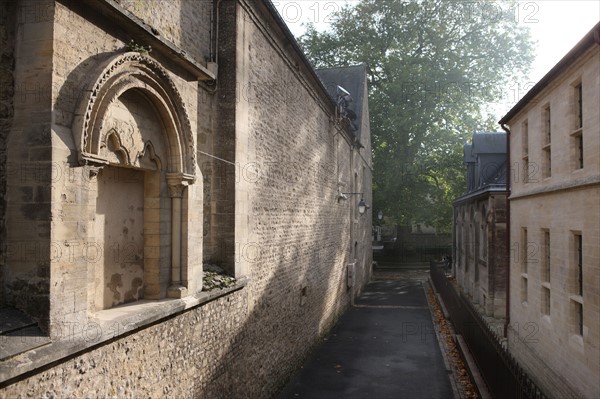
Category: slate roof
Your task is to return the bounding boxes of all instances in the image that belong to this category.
[472,131,506,154]
[464,143,475,163]
[460,131,507,196]
[316,64,368,140]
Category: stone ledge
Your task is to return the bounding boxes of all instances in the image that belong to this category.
[0,277,249,385]
[509,175,600,200]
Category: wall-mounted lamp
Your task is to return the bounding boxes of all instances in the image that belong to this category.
[342,192,369,215]
[358,199,367,215]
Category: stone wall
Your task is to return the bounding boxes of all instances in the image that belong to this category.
[45,0,203,334]
[3,0,55,330]
[506,43,599,398]
[114,0,212,65]
[454,192,507,319]
[202,0,237,272]
[1,0,372,397]
[508,188,600,399]
[0,0,17,307]
[489,194,507,317]
[1,289,249,398]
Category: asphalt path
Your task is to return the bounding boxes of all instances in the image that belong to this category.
[278,277,453,399]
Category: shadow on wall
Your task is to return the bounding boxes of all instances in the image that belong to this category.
[192,15,367,392]
[197,126,354,399]
[0,0,18,308]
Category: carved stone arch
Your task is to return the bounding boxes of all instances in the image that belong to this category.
[72,52,196,180]
[73,53,203,308]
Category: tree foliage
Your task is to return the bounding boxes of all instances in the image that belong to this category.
[298,0,534,231]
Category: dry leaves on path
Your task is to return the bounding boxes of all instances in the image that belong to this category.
[427,287,479,399]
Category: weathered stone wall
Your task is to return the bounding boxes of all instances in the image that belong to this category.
[210,1,372,394]
[46,0,203,334]
[201,0,237,271]
[1,0,372,397]
[0,0,17,307]
[3,0,55,330]
[114,0,212,65]
[1,288,249,398]
[454,192,507,319]
[506,44,599,399]
[509,188,600,399]
[489,194,507,317]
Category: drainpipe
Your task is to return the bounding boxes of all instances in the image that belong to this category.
[501,123,511,338]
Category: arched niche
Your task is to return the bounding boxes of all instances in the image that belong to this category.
[72,52,201,311]
[72,52,195,179]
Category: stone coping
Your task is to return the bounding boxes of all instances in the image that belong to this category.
[0,277,248,385]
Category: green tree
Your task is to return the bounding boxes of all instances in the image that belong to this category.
[299,0,534,231]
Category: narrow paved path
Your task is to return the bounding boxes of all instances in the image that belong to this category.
[278,274,453,399]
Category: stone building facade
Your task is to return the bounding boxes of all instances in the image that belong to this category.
[453,132,507,319]
[0,0,373,397]
[499,22,599,399]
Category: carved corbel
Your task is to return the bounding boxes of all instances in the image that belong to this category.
[87,165,104,180]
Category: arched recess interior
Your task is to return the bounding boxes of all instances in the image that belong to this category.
[72,52,200,309]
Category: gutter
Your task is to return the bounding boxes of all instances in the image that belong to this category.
[453,185,506,206]
[500,124,511,338]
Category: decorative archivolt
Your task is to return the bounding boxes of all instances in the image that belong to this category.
[72,52,195,180]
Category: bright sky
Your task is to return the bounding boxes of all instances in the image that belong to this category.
[274,0,600,110]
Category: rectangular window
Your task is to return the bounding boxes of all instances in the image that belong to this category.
[543,105,551,145]
[542,285,550,316]
[522,120,529,183]
[522,120,529,155]
[542,105,551,178]
[521,276,528,304]
[575,82,583,129]
[571,300,584,336]
[576,234,583,295]
[540,230,551,316]
[571,128,584,170]
[481,222,487,261]
[542,230,550,282]
[577,134,584,169]
[521,227,528,274]
[571,82,584,170]
[543,147,551,178]
[520,227,528,304]
[570,233,584,336]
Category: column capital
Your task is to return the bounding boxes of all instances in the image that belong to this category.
[166,173,194,198]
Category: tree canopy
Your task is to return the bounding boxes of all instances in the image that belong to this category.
[298,0,534,231]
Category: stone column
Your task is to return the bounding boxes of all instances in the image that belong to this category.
[167,176,188,298]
